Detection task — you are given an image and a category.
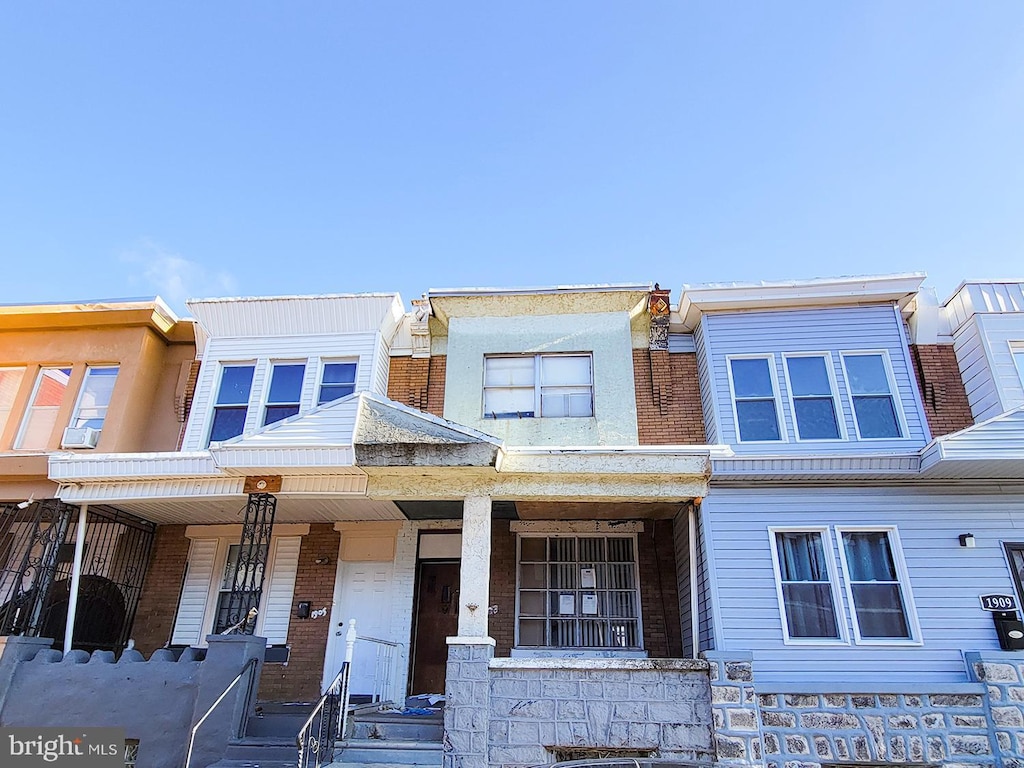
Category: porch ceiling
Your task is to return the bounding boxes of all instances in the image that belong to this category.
[97,495,404,525]
[514,501,685,520]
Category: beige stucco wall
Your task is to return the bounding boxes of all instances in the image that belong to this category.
[442,312,640,446]
[0,319,195,499]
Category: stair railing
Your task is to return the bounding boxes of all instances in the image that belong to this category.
[297,618,356,768]
[184,656,259,768]
[356,634,403,706]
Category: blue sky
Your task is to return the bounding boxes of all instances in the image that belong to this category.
[1,2,1022,316]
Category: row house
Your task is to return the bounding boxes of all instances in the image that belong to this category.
[1,277,1024,768]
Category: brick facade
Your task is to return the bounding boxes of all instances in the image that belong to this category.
[386,354,446,417]
[489,520,517,657]
[132,524,190,655]
[633,349,706,445]
[258,523,340,702]
[909,344,975,437]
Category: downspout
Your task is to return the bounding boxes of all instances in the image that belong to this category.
[64,503,89,656]
[689,499,700,659]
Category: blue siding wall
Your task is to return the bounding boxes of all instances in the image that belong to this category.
[696,503,717,653]
[694,319,719,444]
[703,485,1024,687]
[702,304,928,453]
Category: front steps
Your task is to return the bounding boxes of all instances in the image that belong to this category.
[332,706,443,768]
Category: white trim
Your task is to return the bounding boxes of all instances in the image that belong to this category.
[260,360,307,427]
[893,303,932,443]
[68,365,119,433]
[834,525,922,646]
[725,354,787,444]
[185,523,310,540]
[781,352,846,442]
[767,526,849,646]
[839,350,910,441]
[317,357,359,406]
[510,521,644,534]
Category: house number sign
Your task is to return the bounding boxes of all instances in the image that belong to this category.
[979,594,1018,612]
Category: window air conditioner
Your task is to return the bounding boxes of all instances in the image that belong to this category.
[61,427,100,449]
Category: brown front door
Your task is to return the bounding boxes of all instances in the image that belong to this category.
[410,561,460,695]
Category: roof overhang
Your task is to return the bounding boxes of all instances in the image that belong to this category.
[675,273,926,331]
[0,298,193,343]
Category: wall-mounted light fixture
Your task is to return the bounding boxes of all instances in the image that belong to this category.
[959,533,976,548]
[314,557,330,565]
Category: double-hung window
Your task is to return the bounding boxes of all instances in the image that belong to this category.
[517,535,640,649]
[209,365,255,444]
[783,354,841,440]
[484,354,593,419]
[71,366,119,431]
[212,542,268,633]
[264,363,305,425]
[0,368,25,441]
[771,529,842,641]
[841,353,903,439]
[318,362,357,405]
[728,356,782,441]
[16,367,72,450]
[771,526,918,645]
[837,528,915,641]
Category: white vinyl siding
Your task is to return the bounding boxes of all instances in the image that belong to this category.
[704,305,928,453]
[183,332,387,451]
[260,536,301,644]
[171,538,219,646]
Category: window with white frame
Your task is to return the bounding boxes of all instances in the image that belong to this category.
[16,367,72,450]
[728,356,782,441]
[0,368,25,441]
[770,526,917,644]
[208,365,255,444]
[517,535,640,649]
[264,363,305,426]
[837,528,915,641]
[1012,344,1024,388]
[771,530,842,641]
[484,354,593,419]
[71,366,119,431]
[841,353,902,439]
[783,355,841,440]
[318,361,357,405]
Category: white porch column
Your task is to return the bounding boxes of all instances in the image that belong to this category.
[455,495,491,640]
[63,504,89,656]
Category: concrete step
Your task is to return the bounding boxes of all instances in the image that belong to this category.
[223,738,298,764]
[209,761,296,768]
[335,739,442,766]
[247,712,311,738]
[350,717,443,742]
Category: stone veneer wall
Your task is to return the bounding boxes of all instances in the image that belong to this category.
[445,642,713,768]
[705,651,1024,768]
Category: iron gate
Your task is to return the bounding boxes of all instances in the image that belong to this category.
[0,501,155,653]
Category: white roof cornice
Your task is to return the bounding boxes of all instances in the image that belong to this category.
[676,273,926,331]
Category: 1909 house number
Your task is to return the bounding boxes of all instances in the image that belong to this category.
[980,593,1018,612]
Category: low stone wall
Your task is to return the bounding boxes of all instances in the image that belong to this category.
[967,651,1024,767]
[444,642,714,768]
[0,635,264,768]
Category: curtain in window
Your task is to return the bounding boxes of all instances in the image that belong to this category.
[776,532,839,638]
[842,531,909,638]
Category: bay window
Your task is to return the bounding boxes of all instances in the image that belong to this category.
[841,352,903,439]
[264,363,305,425]
[728,356,782,441]
[783,354,841,440]
[209,365,255,444]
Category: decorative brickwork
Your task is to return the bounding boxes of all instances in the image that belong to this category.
[909,344,975,437]
[489,520,516,657]
[131,524,190,655]
[633,349,706,445]
[386,354,447,418]
[258,524,340,702]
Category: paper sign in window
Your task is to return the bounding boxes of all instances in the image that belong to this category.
[580,567,596,588]
[559,594,575,615]
[582,593,598,615]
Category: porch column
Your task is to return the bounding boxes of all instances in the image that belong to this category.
[63,504,89,656]
[444,495,493,768]
[456,494,491,639]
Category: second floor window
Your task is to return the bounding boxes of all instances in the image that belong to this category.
[264,363,305,425]
[1012,344,1024,388]
[318,362,357,405]
[71,366,119,431]
[483,354,593,419]
[209,365,255,443]
[728,357,782,441]
[784,355,841,440]
[16,367,72,450]
[841,353,902,439]
[0,368,25,441]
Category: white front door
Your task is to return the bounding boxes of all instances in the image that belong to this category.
[324,560,394,695]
